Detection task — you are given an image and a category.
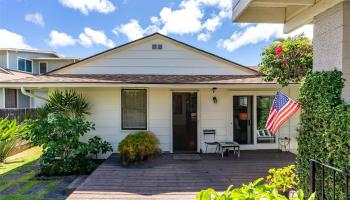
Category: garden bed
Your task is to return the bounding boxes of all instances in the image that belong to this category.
[0,147,103,200]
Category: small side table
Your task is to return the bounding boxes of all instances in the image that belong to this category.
[218,142,240,158]
[278,137,291,152]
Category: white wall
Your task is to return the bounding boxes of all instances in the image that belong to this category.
[55,38,254,76]
[314,2,350,102]
[50,86,300,158]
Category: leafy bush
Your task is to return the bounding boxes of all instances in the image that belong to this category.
[259,35,312,86]
[24,90,113,176]
[297,70,350,198]
[118,131,160,165]
[266,165,298,195]
[197,166,315,200]
[0,118,29,162]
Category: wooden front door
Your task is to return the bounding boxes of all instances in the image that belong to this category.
[172,92,197,152]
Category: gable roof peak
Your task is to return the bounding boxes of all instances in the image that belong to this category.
[48,33,258,75]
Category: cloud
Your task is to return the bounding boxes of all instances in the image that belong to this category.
[158,0,203,35]
[48,30,76,47]
[203,16,221,32]
[25,12,45,27]
[58,0,116,15]
[113,19,160,41]
[0,29,33,49]
[113,19,146,41]
[218,24,313,52]
[112,0,231,42]
[286,25,313,40]
[79,27,115,48]
[197,32,210,41]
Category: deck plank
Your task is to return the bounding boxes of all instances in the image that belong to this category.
[68,150,295,200]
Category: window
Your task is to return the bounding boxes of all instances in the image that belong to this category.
[121,89,147,130]
[39,62,48,74]
[5,89,17,108]
[17,58,32,73]
[256,96,276,144]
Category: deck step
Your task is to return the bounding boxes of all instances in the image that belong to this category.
[66,175,88,195]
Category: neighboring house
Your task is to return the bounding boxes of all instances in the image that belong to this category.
[0,33,300,155]
[0,48,79,108]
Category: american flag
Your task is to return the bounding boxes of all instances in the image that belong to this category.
[265,91,301,134]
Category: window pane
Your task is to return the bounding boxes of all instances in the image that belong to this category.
[39,62,47,74]
[257,96,276,144]
[122,89,147,129]
[25,60,32,72]
[18,59,25,71]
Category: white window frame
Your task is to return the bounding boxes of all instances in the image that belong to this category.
[39,61,48,74]
[17,57,33,73]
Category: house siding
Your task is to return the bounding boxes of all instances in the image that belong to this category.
[50,86,300,158]
[7,51,56,71]
[0,51,7,67]
[33,60,77,74]
[54,38,253,75]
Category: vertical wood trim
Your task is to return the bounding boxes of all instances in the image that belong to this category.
[6,51,9,68]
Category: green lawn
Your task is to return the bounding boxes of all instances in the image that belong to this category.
[0,146,42,175]
[0,147,72,200]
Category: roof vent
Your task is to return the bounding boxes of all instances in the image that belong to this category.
[152,44,163,50]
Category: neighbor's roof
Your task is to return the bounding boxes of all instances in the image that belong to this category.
[0,67,35,82]
[0,74,273,84]
[48,33,258,75]
[0,48,59,57]
[232,0,342,33]
[31,57,80,60]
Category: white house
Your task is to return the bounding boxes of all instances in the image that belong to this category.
[0,33,300,155]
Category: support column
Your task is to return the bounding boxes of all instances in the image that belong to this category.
[313,1,350,103]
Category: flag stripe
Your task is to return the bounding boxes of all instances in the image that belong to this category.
[265,91,301,134]
[271,103,300,133]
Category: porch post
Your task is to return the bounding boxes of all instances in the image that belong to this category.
[313,1,350,103]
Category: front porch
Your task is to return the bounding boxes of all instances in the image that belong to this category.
[68,150,295,200]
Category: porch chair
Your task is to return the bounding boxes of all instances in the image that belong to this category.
[203,129,219,156]
[257,129,276,143]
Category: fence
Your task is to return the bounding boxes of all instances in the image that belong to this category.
[310,159,350,199]
[0,108,39,122]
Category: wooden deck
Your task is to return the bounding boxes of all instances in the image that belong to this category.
[68,151,295,200]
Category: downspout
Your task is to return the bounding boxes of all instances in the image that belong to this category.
[20,87,48,104]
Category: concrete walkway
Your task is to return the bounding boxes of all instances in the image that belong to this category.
[68,151,295,200]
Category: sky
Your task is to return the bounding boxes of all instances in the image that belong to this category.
[0,0,313,66]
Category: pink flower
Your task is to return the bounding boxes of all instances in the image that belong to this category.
[282,60,287,65]
[275,45,283,58]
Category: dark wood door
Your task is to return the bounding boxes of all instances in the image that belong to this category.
[172,93,197,152]
[5,89,17,108]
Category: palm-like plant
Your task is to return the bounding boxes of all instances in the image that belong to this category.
[0,118,29,162]
[41,90,90,119]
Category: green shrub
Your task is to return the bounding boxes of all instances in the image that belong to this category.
[259,35,312,86]
[24,90,113,176]
[0,118,29,162]
[298,70,350,198]
[118,131,160,165]
[197,165,315,200]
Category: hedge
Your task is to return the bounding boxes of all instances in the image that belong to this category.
[297,70,350,198]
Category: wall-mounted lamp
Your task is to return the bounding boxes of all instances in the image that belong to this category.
[212,87,218,104]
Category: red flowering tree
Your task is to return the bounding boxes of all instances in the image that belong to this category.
[258,35,313,86]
